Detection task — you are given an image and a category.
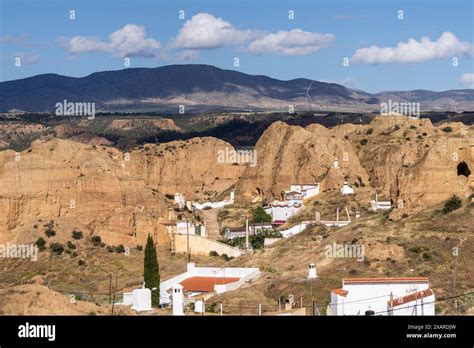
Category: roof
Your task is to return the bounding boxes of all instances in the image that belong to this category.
[284,191,303,195]
[343,277,430,285]
[390,289,434,307]
[272,220,286,225]
[179,276,240,292]
[331,288,349,297]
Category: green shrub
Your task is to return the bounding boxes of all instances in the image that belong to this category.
[136,245,143,251]
[252,207,272,223]
[366,128,373,135]
[91,236,102,246]
[209,251,219,257]
[422,252,432,261]
[78,259,86,266]
[409,245,423,253]
[442,126,453,133]
[50,243,64,255]
[360,139,368,145]
[442,195,462,214]
[35,237,46,251]
[67,241,76,250]
[106,245,114,252]
[44,229,56,238]
[114,244,125,253]
[72,230,83,240]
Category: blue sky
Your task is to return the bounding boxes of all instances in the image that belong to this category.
[0,0,473,92]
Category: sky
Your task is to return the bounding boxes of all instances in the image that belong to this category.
[0,0,473,92]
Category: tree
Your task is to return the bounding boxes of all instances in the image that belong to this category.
[144,234,160,307]
[252,207,272,223]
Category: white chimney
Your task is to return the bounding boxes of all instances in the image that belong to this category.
[172,284,184,316]
[230,190,235,202]
[186,200,192,211]
[308,263,318,279]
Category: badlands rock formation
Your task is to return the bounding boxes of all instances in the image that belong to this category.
[235,121,370,201]
[236,117,473,215]
[108,118,180,131]
[0,115,472,246]
[127,137,245,200]
[0,137,245,246]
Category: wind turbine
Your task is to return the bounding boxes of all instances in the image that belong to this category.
[295,80,315,111]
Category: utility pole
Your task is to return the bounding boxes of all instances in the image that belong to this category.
[421,296,424,316]
[245,217,249,251]
[111,275,118,315]
[453,241,459,310]
[109,274,112,305]
[186,219,190,260]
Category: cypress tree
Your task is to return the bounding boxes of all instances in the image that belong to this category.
[144,234,160,307]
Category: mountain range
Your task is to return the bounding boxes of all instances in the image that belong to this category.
[1,64,473,112]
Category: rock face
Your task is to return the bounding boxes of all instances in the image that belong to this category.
[108,118,180,131]
[127,137,245,201]
[235,117,473,215]
[0,116,472,246]
[235,121,370,201]
[54,124,112,146]
[0,123,48,150]
[0,139,167,246]
[0,137,245,245]
[354,116,474,215]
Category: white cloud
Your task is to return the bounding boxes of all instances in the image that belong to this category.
[61,36,111,55]
[1,33,28,44]
[351,32,473,64]
[460,73,474,88]
[61,24,161,58]
[14,52,39,65]
[109,24,160,57]
[172,13,258,49]
[247,29,334,56]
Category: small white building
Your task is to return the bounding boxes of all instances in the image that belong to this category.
[330,277,435,316]
[369,192,392,211]
[160,263,260,305]
[264,201,302,224]
[121,286,153,312]
[174,193,186,209]
[340,181,354,195]
[193,191,235,210]
[224,222,274,239]
[284,184,320,203]
[176,221,207,237]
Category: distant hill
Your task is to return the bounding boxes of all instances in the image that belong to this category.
[1,64,473,112]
